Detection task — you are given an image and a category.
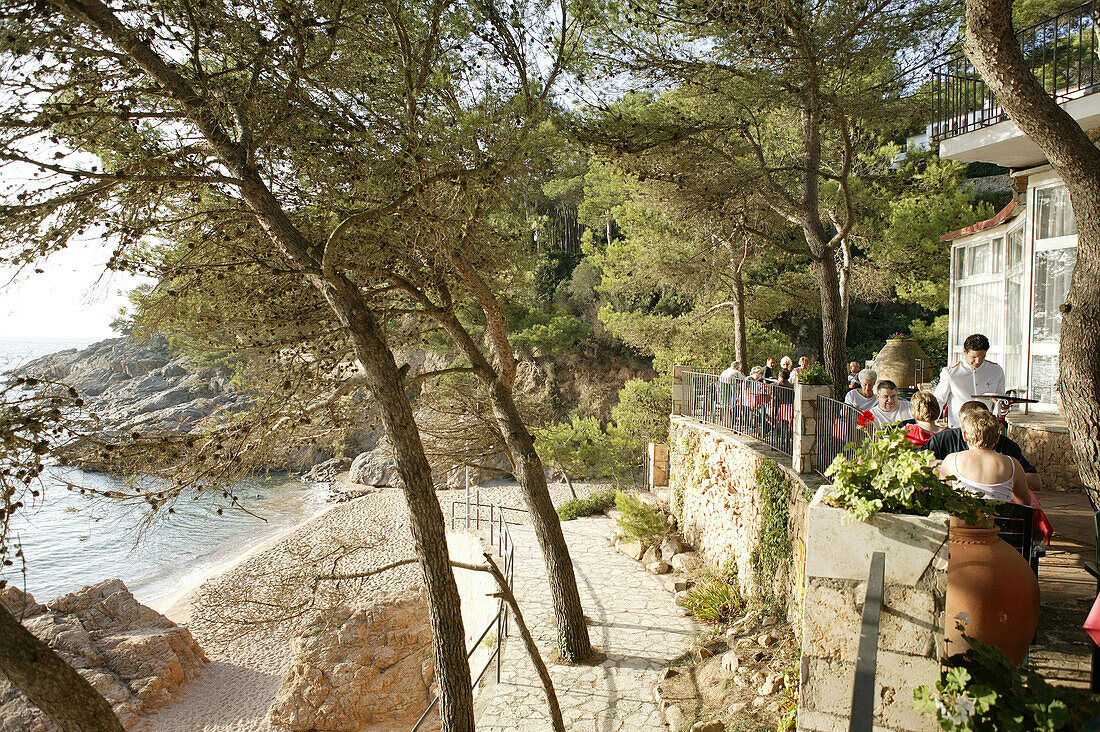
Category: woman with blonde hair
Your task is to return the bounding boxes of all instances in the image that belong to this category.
[936,409,1032,505]
[904,391,945,448]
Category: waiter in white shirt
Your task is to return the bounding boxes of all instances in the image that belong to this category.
[932,333,1005,428]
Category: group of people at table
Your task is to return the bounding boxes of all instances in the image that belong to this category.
[718,333,1045,516]
[843,333,1045,520]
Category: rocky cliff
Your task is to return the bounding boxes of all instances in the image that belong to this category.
[15,336,248,436]
[0,580,207,731]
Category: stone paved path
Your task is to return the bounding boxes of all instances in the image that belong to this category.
[475,516,705,731]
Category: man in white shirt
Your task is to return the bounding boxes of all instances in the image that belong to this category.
[869,380,912,425]
[719,361,744,384]
[933,333,1006,428]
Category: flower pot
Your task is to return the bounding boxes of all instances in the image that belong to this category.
[872,338,929,389]
[945,518,1039,664]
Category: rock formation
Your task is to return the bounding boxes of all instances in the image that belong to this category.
[267,588,437,732]
[0,579,207,731]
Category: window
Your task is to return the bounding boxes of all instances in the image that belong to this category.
[1036,186,1077,240]
[953,245,965,278]
[1029,355,1059,404]
[968,240,992,275]
[1032,246,1077,343]
[1008,228,1023,267]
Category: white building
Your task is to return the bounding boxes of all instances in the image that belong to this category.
[933,4,1095,413]
[931,5,1092,487]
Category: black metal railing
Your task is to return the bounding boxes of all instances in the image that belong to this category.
[850,552,886,731]
[932,1,1099,140]
[681,370,794,456]
[815,396,868,477]
[410,487,522,731]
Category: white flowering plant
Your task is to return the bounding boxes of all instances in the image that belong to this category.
[915,620,1100,731]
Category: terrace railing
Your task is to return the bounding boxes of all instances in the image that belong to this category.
[410,487,521,731]
[814,396,868,477]
[932,1,1099,140]
[681,370,794,456]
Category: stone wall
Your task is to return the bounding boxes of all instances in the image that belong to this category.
[799,494,947,732]
[668,416,821,617]
[1006,420,1083,491]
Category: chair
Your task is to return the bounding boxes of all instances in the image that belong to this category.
[991,503,1039,575]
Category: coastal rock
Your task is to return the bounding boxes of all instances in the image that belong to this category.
[14,336,381,471]
[350,447,402,488]
[301,457,352,484]
[0,580,207,731]
[268,588,436,732]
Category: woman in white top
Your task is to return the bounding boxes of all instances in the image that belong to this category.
[844,368,878,411]
[936,409,1031,505]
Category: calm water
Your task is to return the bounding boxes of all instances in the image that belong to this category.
[1,336,329,605]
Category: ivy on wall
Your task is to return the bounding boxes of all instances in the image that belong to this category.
[750,459,792,610]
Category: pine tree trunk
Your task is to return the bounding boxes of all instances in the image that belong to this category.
[0,604,125,732]
[315,276,476,730]
[817,256,850,397]
[964,0,1100,505]
[731,266,749,369]
[486,379,594,662]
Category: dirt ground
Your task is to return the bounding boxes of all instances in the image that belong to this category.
[656,608,799,731]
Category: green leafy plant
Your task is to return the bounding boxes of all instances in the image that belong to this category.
[614,491,667,541]
[677,578,742,623]
[914,624,1100,731]
[750,460,791,607]
[556,488,617,521]
[797,363,833,385]
[825,425,991,524]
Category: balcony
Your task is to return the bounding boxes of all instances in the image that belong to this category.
[932,1,1100,167]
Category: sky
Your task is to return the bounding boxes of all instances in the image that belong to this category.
[0,239,145,340]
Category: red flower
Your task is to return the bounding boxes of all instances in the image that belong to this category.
[856,410,874,428]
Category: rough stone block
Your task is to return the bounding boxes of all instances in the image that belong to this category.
[876,651,941,731]
[618,539,645,561]
[802,580,860,660]
[804,495,949,585]
[880,586,938,658]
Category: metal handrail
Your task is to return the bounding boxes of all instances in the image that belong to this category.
[931,1,1099,140]
[681,369,795,457]
[850,552,886,731]
[814,395,869,477]
[410,486,520,731]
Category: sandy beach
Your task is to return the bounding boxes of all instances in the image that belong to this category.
[135,477,607,732]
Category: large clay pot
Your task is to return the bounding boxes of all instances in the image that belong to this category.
[945,518,1039,664]
[872,338,930,389]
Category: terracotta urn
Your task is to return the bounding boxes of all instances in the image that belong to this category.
[872,338,929,389]
[945,518,1039,664]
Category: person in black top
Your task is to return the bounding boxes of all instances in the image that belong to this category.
[926,400,1043,493]
[763,357,777,380]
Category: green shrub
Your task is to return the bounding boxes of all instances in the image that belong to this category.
[557,488,617,521]
[677,578,743,623]
[914,625,1100,730]
[614,491,667,541]
[798,362,832,385]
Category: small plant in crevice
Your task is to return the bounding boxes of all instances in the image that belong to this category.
[556,488,617,521]
[614,491,667,542]
[678,577,743,623]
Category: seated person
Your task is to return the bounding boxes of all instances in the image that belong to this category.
[743,366,767,393]
[719,360,745,384]
[847,361,861,389]
[844,368,878,411]
[775,368,794,388]
[904,391,945,447]
[936,409,1032,505]
[927,400,1044,495]
[869,379,911,425]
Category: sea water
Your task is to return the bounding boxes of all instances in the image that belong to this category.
[1,336,329,605]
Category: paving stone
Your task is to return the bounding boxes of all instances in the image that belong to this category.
[474,520,703,730]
